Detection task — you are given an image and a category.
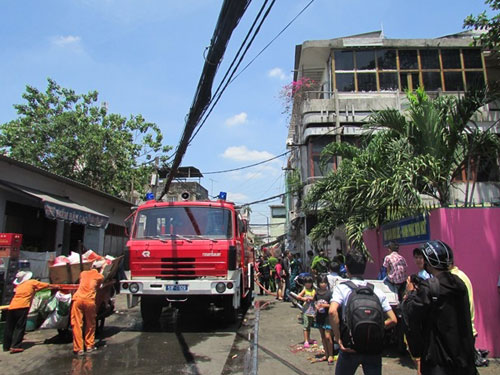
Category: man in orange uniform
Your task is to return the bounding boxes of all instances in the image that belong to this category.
[3,271,51,353]
[71,260,106,355]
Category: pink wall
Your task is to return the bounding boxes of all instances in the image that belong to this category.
[363,208,500,356]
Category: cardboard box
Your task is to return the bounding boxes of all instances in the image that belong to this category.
[48,262,92,284]
[102,256,124,282]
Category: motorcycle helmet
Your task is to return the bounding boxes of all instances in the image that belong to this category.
[420,240,453,270]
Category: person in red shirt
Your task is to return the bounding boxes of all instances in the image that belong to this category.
[3,271,51,353]
[383,241,408,301]
[71,260,106,355]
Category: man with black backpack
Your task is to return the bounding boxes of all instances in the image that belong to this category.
[402,240,477,375]
[329,250,397,375]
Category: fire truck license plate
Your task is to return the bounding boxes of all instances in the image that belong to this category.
[166,285,188,291]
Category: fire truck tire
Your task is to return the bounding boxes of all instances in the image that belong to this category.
[140,296,163,328]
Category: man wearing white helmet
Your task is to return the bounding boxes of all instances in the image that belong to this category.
[71,259,106,355]
[402,240,477,375]
[3,271,51,353]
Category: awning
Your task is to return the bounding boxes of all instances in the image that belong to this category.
[0,181,109,228]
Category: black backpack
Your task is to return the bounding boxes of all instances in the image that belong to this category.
[341,281,385,354]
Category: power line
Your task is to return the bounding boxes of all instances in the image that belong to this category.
[188,0,277,145]
[202,150,289,174]
[189,0,316,146]
[229,0,316,84]
[159,0,253,200]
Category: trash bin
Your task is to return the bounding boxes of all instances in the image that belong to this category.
[25,312,39,332]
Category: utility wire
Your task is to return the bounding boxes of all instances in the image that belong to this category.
[188,0,277,145]
[189,0,317,145]
[229,0,316,84]
[163,0,316,182]
[159,0,252,200]
[202,150,289,174]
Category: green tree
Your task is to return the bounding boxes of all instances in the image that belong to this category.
[464,0,500,49]
[0,78,171,198]
[368,88,498,205]
[306,134,433,256]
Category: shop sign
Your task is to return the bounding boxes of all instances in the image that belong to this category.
[382,214,430,246]
[44,202,109,228]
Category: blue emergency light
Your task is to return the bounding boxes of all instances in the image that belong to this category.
[218,191,227,201]
[145,192,155,201]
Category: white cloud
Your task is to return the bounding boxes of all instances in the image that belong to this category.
[225,112,248,127]
[221,146,274,162]
[227,192,249,203]
[51,35,82,47]
[268,67,290,81]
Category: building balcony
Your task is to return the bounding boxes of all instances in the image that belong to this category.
[297,91,500,134]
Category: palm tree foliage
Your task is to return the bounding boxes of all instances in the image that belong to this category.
[305,88,500,256]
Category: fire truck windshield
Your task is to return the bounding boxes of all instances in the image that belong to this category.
[133,206,233,240]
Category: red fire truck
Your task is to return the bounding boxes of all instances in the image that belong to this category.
[120,195,254,326]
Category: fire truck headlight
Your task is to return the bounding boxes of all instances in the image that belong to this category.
[129,283,140,294]
[226,282,233,289]
[215,282,226,293]
[122,283,129,290]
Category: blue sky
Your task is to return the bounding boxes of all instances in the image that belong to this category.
[0,0,491,224]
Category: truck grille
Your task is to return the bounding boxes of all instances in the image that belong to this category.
[160,257,195,279]
[137,257,226,279]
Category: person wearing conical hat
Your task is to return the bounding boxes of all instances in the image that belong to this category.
[3,271,51,353]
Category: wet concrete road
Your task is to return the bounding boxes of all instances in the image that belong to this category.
[0,295,256,375]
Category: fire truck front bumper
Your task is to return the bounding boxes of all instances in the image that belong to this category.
[120,278,238,296]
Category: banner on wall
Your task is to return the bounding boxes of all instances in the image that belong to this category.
[382,214,430,246]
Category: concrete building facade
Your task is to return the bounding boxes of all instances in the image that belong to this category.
[285,30,500,258]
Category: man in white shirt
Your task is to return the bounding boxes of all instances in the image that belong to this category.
[329,250,397,375]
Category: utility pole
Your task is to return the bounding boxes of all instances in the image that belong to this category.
[151,156,159,199]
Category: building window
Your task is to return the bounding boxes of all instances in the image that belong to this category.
[308,136,334,178]
[334,50,354,70]
[465,71,485,90]
[463,49,482,69]
[379,72,399,90]
[399,50,418,69]
[357,73,377,91]
[356,50,376,70]
[335,73,355,91]
[420,49,440,69]
[444,71,464,91]
[376,49,397,70]
[332,47,484,93]
[441,49,461,69]
[422,71,442,91]
[271,207,286,218]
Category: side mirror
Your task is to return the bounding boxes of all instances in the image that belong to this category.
[124,212,135,237]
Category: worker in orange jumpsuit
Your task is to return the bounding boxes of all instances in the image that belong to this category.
[3,271,51,353]
[71,260,106,355]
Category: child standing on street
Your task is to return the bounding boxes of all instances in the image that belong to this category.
[314,274,335,364]
[297,275,316,348]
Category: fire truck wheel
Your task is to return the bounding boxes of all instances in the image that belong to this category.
[140,296,163,329]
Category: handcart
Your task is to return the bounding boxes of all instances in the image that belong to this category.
[52,279,116,332]
[47,255,123,334]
